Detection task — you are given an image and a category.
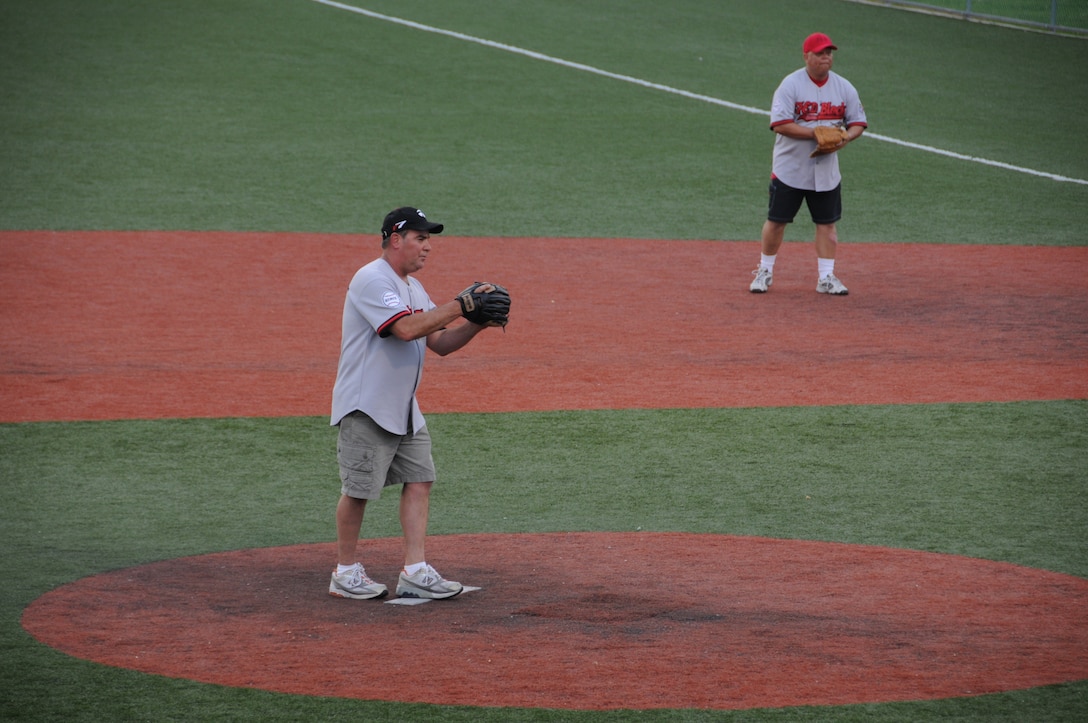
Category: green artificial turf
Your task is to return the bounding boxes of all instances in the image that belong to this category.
[0,0,1085,242]
[3,403,1086,720]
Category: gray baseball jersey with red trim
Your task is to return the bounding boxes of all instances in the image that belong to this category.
[330,257,436,434]
[769,68,867,192]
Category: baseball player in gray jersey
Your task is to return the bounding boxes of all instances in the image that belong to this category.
[750,32,867,295]
[328,207,509,601]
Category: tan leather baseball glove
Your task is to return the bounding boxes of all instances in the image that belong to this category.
[810,125,850,158]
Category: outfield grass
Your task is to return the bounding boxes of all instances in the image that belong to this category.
[1,0,1085,242]
[2,0,1086,720]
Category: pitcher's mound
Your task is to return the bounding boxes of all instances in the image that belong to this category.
[22,532,1088,710]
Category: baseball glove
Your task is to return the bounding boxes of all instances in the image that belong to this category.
[810,125,850,157]
[456,282,511,327]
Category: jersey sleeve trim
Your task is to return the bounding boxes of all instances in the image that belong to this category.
[377,310,411,338]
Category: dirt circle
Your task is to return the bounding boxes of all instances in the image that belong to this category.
[22,532,1088,710]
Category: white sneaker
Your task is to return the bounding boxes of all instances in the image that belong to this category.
[816,274,848,295]
[396,564,463,600]
[329,563,388,599]
[750,267,773,293]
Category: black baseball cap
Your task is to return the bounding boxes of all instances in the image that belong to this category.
[381,207,444,239]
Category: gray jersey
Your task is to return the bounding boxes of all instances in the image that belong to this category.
[330,257,436,434]
[769,68,867,192]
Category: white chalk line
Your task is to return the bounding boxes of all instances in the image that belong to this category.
[310,0,1088,186]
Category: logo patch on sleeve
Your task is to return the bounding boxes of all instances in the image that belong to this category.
[382,291,403,309]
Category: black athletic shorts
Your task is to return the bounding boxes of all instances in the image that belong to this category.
[767,177,842,225]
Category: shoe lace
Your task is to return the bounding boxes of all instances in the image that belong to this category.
[341,563,375,587]
[415,565,442,585]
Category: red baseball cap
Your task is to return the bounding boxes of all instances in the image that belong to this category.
[803,32,838,53]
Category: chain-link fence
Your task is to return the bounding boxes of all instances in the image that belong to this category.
[853,0,1088,36]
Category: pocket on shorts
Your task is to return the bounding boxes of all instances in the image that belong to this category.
[338,438,376,475]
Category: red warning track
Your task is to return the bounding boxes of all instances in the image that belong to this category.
[1,230,1086,423]
[7,230,1088,711]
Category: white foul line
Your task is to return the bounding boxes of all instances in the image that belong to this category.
[862,133,1088,185]
[310,0,1088,186]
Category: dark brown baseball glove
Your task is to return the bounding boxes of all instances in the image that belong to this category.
[456,282,511,327]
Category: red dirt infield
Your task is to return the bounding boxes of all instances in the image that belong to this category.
[7,230,1088,711]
